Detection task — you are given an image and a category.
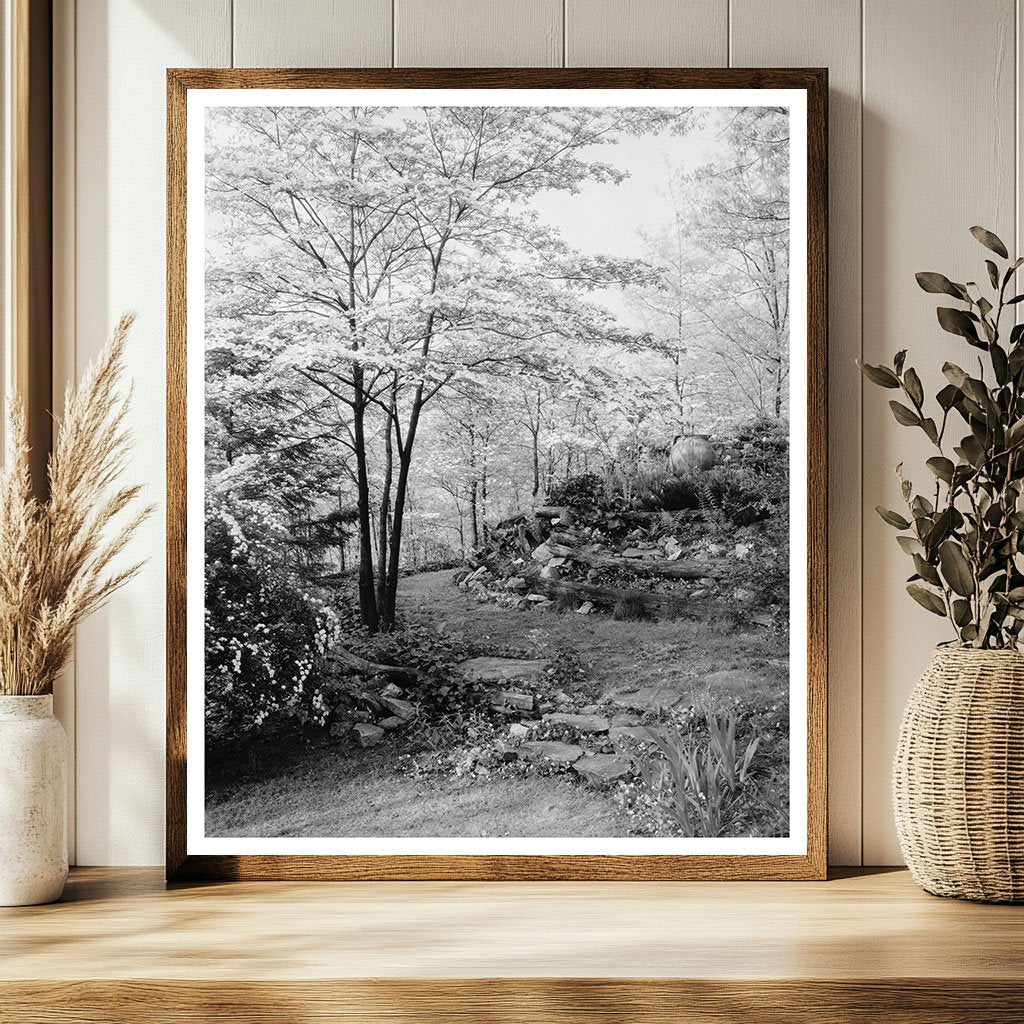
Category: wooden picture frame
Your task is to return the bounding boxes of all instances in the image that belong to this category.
[167,68,827,882]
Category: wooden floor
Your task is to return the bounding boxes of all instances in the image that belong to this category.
[2,867,1022,1022]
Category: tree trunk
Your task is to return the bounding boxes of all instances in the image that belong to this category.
[379,394,425,631]
[352,381,378,632]
[376,389,396,610]
[469,478,479,549]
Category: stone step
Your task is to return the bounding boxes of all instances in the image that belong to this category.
[459,656,551,683]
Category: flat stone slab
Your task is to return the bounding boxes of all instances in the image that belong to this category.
[542,712,610,734]
[459,657,551,683]
[704,669,765,691]
[609,725,659,749]
[517,740,584,765]
[381,696,416,720]
[353,723,385,748]
[491,690,534,712]
[609,683,689,710]
[573,754,633,785]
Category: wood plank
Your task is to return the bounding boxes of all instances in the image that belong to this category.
[861,0,1017,864]
[565,0,728,67]
[394,0,562,67]
[3,979,1023,1023]
[72,0,231,866]
[233,0,392,67]
[730,0,863,866]
[0,866,1022,1022]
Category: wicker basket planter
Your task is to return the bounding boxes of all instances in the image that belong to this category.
[893,647,1024,902]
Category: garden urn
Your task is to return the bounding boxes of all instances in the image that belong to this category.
[668,433,716,475]
[0,694,68,905]
[893,648,1024,902]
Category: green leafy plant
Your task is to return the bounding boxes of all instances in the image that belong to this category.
[859,226,1024,648]
[635,710,762,838]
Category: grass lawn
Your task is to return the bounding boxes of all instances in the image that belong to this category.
[207,745,630,838]
[399,569,788,711]
[207,569,788,839]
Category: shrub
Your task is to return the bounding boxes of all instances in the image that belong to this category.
[205,509,339,750]
[547,473,604,511]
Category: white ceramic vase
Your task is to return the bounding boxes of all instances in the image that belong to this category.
[0,695,68,905]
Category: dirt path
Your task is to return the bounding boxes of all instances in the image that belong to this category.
[399,569,787,711]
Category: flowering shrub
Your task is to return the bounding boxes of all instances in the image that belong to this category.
[205,506,341,749]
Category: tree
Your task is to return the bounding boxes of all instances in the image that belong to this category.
[207,104,680,630]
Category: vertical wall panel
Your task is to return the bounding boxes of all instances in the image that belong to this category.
[862,0,1017,864]
[52,0,76,863]
[731,0,863,864]
[72,0,231,865]
[395,0,562,67]
[234,0,392,67]
[57,0,1021,866]
[565,0,728,67]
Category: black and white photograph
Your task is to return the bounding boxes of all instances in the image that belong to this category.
[185,86,809,859]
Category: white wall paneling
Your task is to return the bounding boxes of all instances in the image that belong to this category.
[54,0,1022,865]
[861,0,1018,864]
[69,0,231,865]
[394,0,563,67]
[233,0,392,68]
[730,0,863,866]
[565,0,727,67]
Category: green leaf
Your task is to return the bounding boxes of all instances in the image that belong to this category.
[921,418,938,445]
[915,272,970,300]
[985,260,1000,289]
[927,456,955,482]
[978,295,994,317]
[937,307,981,344]
[907,583,947,617]
[856,360,900,388]
[936,383,960,411]
[912,495,934,517]
[952,599,972,628]
[877,506,911,530]
[942,362,969,389]
[897,535,925,557]
[991,343,1009,386]
[925,507,956,551]
[939,540,975,597]
[1006,418,1024,450]
[913,554,941,586]
[889,400,921,427]
[903,367,924,407]
[959,433,985,467]
[970,226,1009,259]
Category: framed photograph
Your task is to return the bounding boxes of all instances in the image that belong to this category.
[167,68,827,881]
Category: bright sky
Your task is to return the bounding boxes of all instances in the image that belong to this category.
[529,113,731,259]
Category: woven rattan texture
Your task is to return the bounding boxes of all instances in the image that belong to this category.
[893,648,1024,902]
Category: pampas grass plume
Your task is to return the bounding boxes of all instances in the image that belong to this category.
[0,314,153,695]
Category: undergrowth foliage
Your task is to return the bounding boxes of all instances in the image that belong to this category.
[622,701,789,839]
[205,509,341,747]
